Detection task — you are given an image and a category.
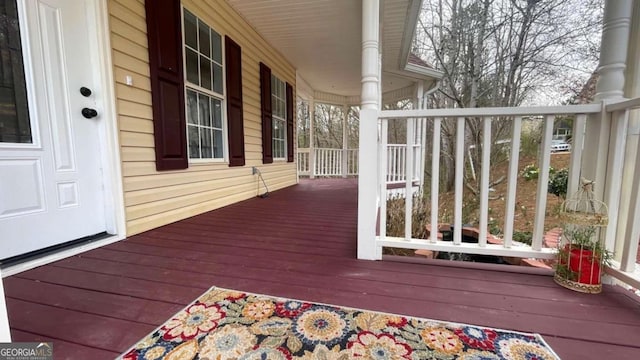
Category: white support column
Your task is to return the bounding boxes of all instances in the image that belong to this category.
[616,0,640,264]
[581,0,632,200]
[0,269,11,342]
[358,0,381,260]
[309,99,316,179]
[342,104,349,178]
[598,0,633,252]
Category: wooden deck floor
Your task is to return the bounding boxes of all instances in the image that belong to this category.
[4,179,640,359]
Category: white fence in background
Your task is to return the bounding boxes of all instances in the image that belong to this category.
[376,99,640,288]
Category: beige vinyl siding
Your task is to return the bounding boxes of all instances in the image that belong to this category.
[108,0,297,236]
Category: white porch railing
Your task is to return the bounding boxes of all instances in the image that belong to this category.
[386,144,421,185]
[376,99,640,288]
[297,146,418,181]
[378,104,598,260]
[297,148,359,177]
[297,148,311,176]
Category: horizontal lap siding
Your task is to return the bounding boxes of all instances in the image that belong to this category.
[108,0,297,236]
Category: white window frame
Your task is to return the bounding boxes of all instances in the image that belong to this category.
[181,7,227,163]
[271,74,287,160]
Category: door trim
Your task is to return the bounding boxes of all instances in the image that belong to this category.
[0,268,9,342]
[2,0,125,277]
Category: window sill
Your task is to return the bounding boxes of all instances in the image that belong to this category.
[188,159,228,166]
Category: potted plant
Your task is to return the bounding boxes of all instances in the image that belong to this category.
[554,225,612,293]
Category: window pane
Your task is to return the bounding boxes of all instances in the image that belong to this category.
[188,125,200,158]
[186,49,199,85]
[183,10,198,49]
[213,64,223,94]
[200,55,212,90]
[213,129,223,158]
[211,31,222,63]
[199,93,211,127]
[200,127,212,158]
[186,90,198,124]
[212,98,222,128]
[0,0,31,143]
[198,21,210,57]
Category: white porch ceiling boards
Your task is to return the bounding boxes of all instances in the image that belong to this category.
[227,0,429,97]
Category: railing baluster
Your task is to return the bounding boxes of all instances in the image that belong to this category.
[430,117,442,243]
[332,150,335,175]
[503,116,522,248]
[478,117,492,247]
[405,118,415,240]
[454,117,465,245]
[606,109,629,251]
[532,115,555,251]
[379,119,389,239]
[401,147,406,182]
[621,119,640,271]
[567,114,587,197]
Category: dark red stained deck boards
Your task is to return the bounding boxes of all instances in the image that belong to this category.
[5,179,640,359]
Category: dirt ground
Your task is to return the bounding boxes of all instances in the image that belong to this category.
[482,152,569,234]
[433,152,571,237]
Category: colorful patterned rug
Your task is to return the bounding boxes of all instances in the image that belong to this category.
[120,287,560,360]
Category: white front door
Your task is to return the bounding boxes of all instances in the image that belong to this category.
[0,0,107,260]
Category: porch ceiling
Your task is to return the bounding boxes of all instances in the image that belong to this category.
[227,0,438,97]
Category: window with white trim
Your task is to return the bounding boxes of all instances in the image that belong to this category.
[271,75,286,159]
[183,9,225,160]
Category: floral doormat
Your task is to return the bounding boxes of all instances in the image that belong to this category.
[120,287,560,360]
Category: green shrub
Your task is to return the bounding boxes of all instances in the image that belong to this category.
[521,126,542,157]
[512,231,533,245]
[548,168,568,198]
[521,164,539,181]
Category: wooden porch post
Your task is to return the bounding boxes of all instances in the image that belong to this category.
[0,270,11,342]
[616,1,640,268]
[358,0,381,260]
[581,0,632,248]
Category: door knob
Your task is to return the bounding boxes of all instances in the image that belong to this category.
[82,108,98,119]
[80,87,92,97]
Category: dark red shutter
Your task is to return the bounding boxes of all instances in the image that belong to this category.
[260,62,273,164]
[145,0,187,171]
[225,36,245,167]
[286,82,294,162]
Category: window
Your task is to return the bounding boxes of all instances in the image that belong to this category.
[183,9,225,160]
[0,0,31,144]
[271,75,286,159]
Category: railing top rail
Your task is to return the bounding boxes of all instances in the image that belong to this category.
[605,97,640,112]
[379,103,602,119]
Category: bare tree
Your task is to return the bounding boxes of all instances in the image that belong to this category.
[414,0,603,192]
